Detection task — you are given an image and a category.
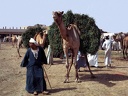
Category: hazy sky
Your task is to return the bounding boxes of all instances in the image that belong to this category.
[0,0,128,33]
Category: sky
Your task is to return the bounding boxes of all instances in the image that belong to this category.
[0,0,128,33]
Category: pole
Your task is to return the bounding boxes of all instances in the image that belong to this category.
[43,65,52,89]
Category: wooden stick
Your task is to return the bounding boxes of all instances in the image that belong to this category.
[43,65,52,89]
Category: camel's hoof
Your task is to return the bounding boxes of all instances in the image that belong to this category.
[75,79,81,83]
[63,79,69,83]
[66,65,69,69]
[91,75,96,78]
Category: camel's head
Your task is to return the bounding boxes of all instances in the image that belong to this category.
[43,30,48,35]
[115,33,125,41]
[52,11,64,25]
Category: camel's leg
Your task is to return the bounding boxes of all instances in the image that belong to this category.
[65,49,80,83]
[126,46,128,60]
[65,51,74,82]
[73,50,81,82]
[124,48,126,59]
[125,47,128,59]
[127,48,128,59]
[16,42,17,48]
[85,54,95,78]
[65,49,80,82]
[123,46,125,59]
[17,42,22,57]
[63,48,70,83]
[12,42,14,48]
[17,47,21,57]
[67,52,73,75]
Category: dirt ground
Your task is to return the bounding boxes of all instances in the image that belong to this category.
[0,43,128,96]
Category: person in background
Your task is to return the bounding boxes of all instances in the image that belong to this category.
[46,45,53,64]
[77,51,86,71]
[102,35,112,68]
[20,38,49,95]
[87,52,99,68]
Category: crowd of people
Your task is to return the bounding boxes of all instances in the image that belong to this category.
[77,35,112,69]
[20,35,112,95]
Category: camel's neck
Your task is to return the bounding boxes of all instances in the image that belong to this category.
[58,22,67,40]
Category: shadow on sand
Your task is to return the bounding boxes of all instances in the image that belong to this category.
[49,87,77,94]
[79,73,128,87]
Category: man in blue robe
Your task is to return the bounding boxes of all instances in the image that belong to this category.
[20,38,49,95]
[77,51,86,71]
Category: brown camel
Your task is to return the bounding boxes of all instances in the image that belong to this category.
[115,33,128,59]
[34,30,48,48]
[122,36,128,59]
[52,11,94,83]
[17,30,47,57]
[115,33,126,50]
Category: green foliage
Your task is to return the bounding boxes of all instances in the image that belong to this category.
[22,24,45,48]
[48,22,63,57]
[74,14,101,54]
[63,10,74,27]
[48,10,101,57]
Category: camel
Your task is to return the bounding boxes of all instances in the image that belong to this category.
[34,30,48,48]
[115,33,126,50]
[52,11,94,83]
[115,33,128,59]
[17,36,23,57]
[3,36,11,42]
[122,36,128,59]
[34,30,54,64]
[112,34,120,51]
[11,35,18,48]
[17,30,48,57]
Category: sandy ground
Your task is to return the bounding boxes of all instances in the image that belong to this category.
[0,43,128,96]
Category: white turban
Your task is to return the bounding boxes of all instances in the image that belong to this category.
[29,38,38,46]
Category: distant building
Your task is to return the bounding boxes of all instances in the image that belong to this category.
[0,27,27,38]
[0,24,48,39]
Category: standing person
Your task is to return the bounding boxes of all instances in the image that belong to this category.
[87,52,98,68]
[77,51,86,71]
[46,45,53,64]
[102,36,112,68]
[20,38,49,95]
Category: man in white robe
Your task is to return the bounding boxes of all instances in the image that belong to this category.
[46,45,53,64]
[87,53,98,67]
[102,36,112,67]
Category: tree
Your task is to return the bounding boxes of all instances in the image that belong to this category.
[48,10,101,57]
[22,24,46,48]
[48,22,63,57]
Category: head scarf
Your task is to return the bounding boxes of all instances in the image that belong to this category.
[29,38,38,46]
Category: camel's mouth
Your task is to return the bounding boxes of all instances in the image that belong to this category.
[53,16,56,19]
[52,12,56,19]
[52,14,57,19]
[53,16,57,21]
